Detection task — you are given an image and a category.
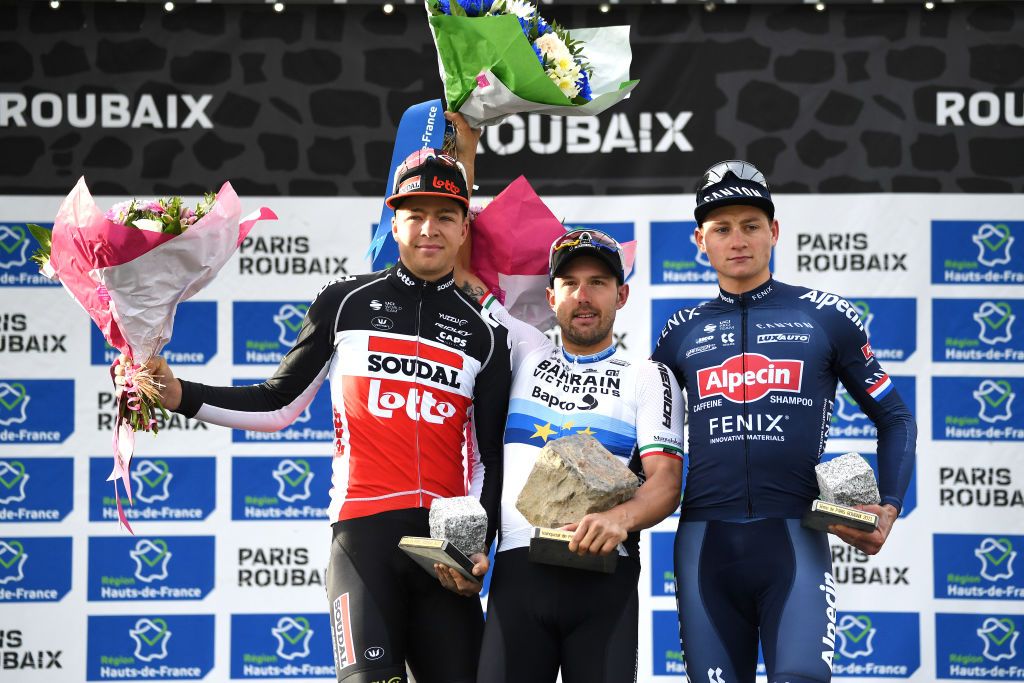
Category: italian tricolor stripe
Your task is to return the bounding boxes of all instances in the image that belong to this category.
[480,291,498,309]
[639,443,684,460]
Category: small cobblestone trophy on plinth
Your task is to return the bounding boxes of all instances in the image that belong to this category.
[517,434,639,573]
[801,452,880,533]
[399,496,486,583]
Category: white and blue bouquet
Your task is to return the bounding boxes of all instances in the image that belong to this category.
[426,0,638,127]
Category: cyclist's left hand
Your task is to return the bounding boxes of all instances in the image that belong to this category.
[434,552,488,597]
[830,503,898,556]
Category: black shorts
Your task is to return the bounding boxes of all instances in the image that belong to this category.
[325,508,483,683]
[477,547,640,683]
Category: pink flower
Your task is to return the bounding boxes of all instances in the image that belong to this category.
[145,201,165,214]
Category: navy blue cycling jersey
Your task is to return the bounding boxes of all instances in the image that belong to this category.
[651,277,916,521]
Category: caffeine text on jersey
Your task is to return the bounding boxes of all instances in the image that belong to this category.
[176,263,512,544]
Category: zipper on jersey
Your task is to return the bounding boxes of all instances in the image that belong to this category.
[414,285,424,507]
[740,299,753,518]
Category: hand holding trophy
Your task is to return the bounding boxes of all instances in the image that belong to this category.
[802,452,881,533]
[399,497,487,584]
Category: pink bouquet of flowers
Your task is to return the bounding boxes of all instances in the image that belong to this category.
[29,177,276,531]
[470,175,635,330]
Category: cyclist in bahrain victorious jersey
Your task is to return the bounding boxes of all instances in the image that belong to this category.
[651,160,917,683]
[437,227,685,683]
[115,117,512,683]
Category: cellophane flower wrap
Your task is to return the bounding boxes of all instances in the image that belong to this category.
[426,0,638,127]
[29,177,276,532]
[470,175,636,330]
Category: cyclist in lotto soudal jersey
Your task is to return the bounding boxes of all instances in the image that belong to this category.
[438,229,684,683]
[651,161,916,683]
[123,140,512,683]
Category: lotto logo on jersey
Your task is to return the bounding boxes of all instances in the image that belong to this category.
[934,534,1024,601]
[367,379,457,425]
[230,613,335,678]
[697,354,803,403]
[935,613,1024,679]
[86,614,214,680]
[831,611,920,677]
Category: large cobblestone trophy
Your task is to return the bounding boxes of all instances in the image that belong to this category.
[517,434,639,573]
[802,452,880,533]
[399,497,487,583]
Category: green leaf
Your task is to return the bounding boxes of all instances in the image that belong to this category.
[26,223,52,270]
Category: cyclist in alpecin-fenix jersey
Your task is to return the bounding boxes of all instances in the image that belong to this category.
[123,138,512,683]
[651,160,916,683]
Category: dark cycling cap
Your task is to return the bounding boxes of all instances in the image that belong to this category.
[549,228,626,285]
[386,148,470,210]
[694,159,775,225]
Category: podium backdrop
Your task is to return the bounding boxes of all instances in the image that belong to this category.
[1,2,1022,681]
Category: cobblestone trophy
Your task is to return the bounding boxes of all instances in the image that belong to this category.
[801,452,880,533]
[399,497,487,583]
[516,434,639,573]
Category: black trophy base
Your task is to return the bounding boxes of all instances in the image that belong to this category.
[527,527,618,574]
[801,500,879,533]
[398,536,479,583]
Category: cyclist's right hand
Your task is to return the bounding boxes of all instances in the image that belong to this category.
[112,353,182,411]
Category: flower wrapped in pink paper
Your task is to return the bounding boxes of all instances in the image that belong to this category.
[28,177,277,531]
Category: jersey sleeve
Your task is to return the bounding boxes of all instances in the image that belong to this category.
[466,313,512,550]
[635,360,685,461]
[827,300,917,513]
[478,291,552,372]
[176,282,341,431]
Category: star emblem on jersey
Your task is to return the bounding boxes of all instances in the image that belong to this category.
[531,422,556,442]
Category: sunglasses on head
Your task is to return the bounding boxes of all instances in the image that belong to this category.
[548,229,625,271]
[699,160,769,192]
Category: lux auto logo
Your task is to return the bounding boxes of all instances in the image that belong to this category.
[975,537,1016,581]
[0,382,29,426]
[977,617,1018,662]
[272,616,313,660]
[272,459,314,502]
[132,460,173,504]
[0,461,29,504]
[130,618,172,662]
[130,539,172,583]
[273,304,308,347]
[837,615,876,659]
[973,380,1015,424]
[973,301,1015,345]
[0,225,30,268]
[973,223,1014,267]
[0,540,27,584]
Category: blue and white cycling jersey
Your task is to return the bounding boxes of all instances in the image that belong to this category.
[651,278,916,521]
[479,294,685,556]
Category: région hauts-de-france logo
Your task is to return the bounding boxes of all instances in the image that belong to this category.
[0,382,30,426]
[272,459,314,503]
[0,461,29,504]
[977,617,1018,662]
[973,223,1014,267]
[975,538,1017,582]
[273,304,308,347]
[836,615,876,659]
[130,617,172,662]
[133,460,174,504]
[272,616,314,660]
[974,380,1015,424]
[973,301,1016,345]
[130,539,173,583]
[0,540,27,583]
[0,224,30,269]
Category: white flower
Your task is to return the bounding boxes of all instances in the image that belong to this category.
[500,0,535,19]
[553,75,579,98]
[534,32,571,61]
[132,218,165,233]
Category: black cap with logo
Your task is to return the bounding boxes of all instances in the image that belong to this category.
[386,148,470,210]
[694,159,775,225]
[548,229,626,285]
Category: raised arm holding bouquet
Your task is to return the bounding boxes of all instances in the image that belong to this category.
[29,178,276,531]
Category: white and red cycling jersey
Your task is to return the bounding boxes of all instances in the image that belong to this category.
[176,263,512,543]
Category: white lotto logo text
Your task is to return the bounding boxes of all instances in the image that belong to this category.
[366,380,456,424]
[697,353,803,403]
[0,92,213,129]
